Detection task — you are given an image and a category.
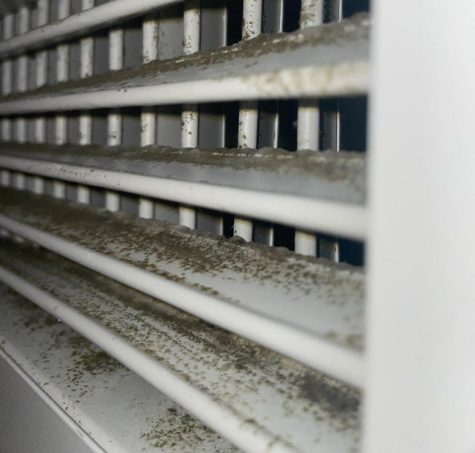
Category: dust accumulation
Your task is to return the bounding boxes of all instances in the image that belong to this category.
[0,141,366,195]
[0,186,364,350]
[0,14,369,102]
[0,237,361,451]
[0,8,368,453]
[0,290,237,451]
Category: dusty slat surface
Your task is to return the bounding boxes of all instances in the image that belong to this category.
[0,285,236,453]
[0,143,366,205]
[0,188,364,355]
[0,0,182,58]
[0,15,370,114]
[0,240,361,452]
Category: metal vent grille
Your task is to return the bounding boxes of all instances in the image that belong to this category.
[0,1,370,452]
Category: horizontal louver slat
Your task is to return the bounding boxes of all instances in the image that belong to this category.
[0,144,366,239]
[0,240,360,453]
[0,187,364,387]
[0,284,238,453]
[0,15,369,114]
[0,0,183,58]
[0,0,371,451]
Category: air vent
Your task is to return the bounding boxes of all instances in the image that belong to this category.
[0,1,373,452]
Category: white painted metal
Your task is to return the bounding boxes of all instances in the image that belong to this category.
[263,0,283,151]
[0,15,370,114]
[138,16,158,220]
[16,58,28,92]
[31,91,46,198]
[179,205,196,229]
[365,1,475,452]
[107,110,122,144]
[0,110,9,237]
[325,0,343,156]
[334,0,343,21]
[2,14,13,96]
[15,7,29,93]
[0,162,7,237]
[33,118,46,142]
[0,242,360,452]
[14,118,26,142]
[35,0,49,89]
[79,0,94,76]
[9,157,25,242]
[181,1,200,148]
[30,1,48,196]
[37,0,49,24]
[299,0,323,29]
[77,169,91,204]
[297,98,320,152]
[237,101,258,151]
[0,0,184,58]
[55,5,70,88]
[242,0,261,40]
[1,59,12,95]
[232,216,253,242]
[13,172,24,190]
[0,152,366,239]
[0,119,11,141]
[0,170,8,185]
[0,286,235,453]
[181,1,201,147]
[80,28,94,79]
[35,50,47,87]
[77,0,94,205]
[32,174,45,194]
[234,0,262,242]
[16,2,42,193]
[0,351,100,453]
[2,218,363,390]
[53,0,70,200]
[108,28,124,71]
[52,168,66,199]
[179,0,201,230]
[253,91,280,243]
[0,2,372,449]
[79,0,94,78]
[0,197,364,387]
[294,231,316,256]
[142,16,158,65]
[295,0,323,257]
[2,13,13,40]
[1,8,23,185]
[105,25,124,213]
[319,0,343,262]
[0,14,14,237]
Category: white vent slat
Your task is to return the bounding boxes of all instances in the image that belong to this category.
[0,1,372,451]
[0,14,369,115]
[0,240,360,453]
[0,0,182,58]
[0,144,366,239]
[0,284,237,453]
[0,187,364,387]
